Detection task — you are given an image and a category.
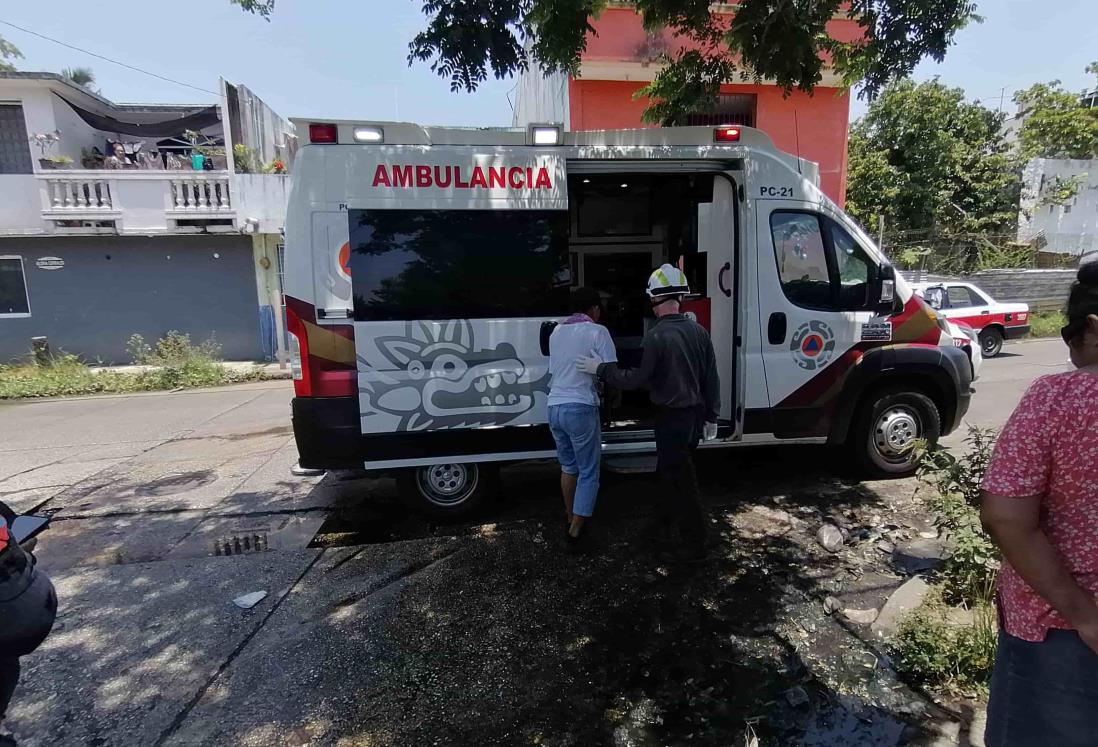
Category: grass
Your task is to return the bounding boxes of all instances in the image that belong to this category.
[1028,310,1066,338]
[893,591,997,697]
[0,331,270,399]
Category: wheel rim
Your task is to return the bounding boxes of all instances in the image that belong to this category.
[872,406,923,464]
[982,334,1000,355]
[416,463,478,508]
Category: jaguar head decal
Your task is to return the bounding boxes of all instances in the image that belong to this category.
[359,320,549,431]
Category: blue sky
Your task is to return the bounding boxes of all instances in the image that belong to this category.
[2,0,1095,126]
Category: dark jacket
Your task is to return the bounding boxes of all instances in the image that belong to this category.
[0,502,56,657]
[598,314,720,422]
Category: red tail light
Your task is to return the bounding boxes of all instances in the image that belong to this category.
[309,123,339,144]
[285,300,357,398]
[714,126,741,142]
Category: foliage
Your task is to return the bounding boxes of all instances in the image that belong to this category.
[233,143,261,173]
[183,129,225,159]
[847,79,1020,240]
[1037,174,1084,207]
[1014,71,1098,161]
[0,35,22,73]
[1029,310,1066,338]
[45,155,74,165]
[235,0,976,124]
[893,595,996,696]
[0,333,266,399]
[265,158,287,174]
[917,427,1000,606]
[61,67,98,93]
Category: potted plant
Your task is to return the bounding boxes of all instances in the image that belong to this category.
[184,129,226,170]
[265,158,287,175]
[29,131,64,169]
[80,147,101,169]
[44,155,74,169]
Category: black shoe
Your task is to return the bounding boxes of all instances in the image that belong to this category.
[564,528,597,554]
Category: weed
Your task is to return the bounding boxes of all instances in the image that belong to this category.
[893,594,997,696]
[1,333,267,399]
[917,427,1000,606]
[1028,310,1066,339]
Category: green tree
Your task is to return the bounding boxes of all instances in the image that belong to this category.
[0,35,22,73]
[61,67,97,91]
[846,79,1019,238]
[232,0,978,125]
[1013,68,1098,160]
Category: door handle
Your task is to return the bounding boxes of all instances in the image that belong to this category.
[718,262,732,298]
[540,321,558,356]
[768,312,787,345]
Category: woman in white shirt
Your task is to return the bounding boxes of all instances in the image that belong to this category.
[547,287,617,547]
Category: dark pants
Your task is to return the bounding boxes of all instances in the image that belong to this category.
[0,658,17,723]
[654,405,707,544]
[986,629,1098,746]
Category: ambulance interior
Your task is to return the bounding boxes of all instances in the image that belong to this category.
[565,172,725,432]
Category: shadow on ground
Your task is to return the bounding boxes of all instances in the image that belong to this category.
[12,447,948,746]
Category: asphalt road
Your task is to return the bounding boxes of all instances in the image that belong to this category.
[0,338,1065,746]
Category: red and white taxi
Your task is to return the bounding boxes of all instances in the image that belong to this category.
[912,281,1030,357]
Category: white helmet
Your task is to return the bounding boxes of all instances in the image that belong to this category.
[646,263,690,301]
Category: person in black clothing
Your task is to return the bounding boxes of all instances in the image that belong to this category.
[577,263,720,562]
[0,501,57,747]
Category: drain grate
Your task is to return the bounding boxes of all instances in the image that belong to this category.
[213,533,270,556]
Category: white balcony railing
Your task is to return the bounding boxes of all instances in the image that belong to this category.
[35,171,235,230]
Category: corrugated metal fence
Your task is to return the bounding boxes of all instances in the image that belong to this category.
[902,269,1077,312]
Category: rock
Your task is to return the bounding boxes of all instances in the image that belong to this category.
[841,607,880,625]
[876,540,896,555]
[918,529,940,539]
[232,590,268,609]
[816,523,847,553]
[823,596,842,615]
[893,537,949,574]
[784,686,810,707]
[872,577,931,637]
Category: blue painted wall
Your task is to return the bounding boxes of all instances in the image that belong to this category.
[0,235,263,364]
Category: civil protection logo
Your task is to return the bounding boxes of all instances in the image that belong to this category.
[789,320,836,371]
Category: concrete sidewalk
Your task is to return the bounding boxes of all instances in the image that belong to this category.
[87,360,293,379]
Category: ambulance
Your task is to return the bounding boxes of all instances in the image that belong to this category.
[283,121,976,518]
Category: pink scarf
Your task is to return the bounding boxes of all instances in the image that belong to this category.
[561,313,594,325]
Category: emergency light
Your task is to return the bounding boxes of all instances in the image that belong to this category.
[353,126,385,143]
[714,126,741,142]
[528,124,563,146]
[308,123,338,143]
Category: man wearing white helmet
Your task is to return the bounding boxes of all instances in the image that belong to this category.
[577,264,720,562]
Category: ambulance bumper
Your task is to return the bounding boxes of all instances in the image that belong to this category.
[292,396,363,470]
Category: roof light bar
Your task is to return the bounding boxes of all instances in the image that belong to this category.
[353,126,384,143]
[308,123,338,144]
[714,126,741,143]
[528,124,563,146]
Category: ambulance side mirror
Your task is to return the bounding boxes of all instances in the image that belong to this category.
[875,265,900,316]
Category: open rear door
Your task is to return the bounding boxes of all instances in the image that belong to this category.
[698,174,742,439]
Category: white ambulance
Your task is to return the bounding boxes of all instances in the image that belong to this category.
[283,121,975,518]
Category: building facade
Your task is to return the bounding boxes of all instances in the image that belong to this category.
[0,72,293,364]
[512,5,861,204]
[1017,157,1098,261]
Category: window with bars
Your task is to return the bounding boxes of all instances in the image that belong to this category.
[683,94,757,127]
[0,104,33,174]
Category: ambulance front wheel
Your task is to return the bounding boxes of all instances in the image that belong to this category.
[398,463,498,521]
[852,388,941,477]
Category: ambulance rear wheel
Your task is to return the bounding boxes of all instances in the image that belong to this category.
[398,463,497,521]
[852,388,941,477]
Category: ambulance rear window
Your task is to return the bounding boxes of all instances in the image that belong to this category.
[349,209,569,322]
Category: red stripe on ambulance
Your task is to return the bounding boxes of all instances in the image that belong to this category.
[371,164,553,190]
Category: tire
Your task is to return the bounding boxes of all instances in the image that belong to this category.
[396,462,499,521]
[979,327,1003,358]
[851,387,941,477]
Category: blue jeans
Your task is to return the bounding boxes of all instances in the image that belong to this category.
[986,629,1098,746]
[548,403,601,517]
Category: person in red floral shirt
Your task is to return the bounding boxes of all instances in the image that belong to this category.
[981,263,1098,746]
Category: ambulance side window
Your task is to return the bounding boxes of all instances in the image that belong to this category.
[770,212,832,310]
[829,222,872,310]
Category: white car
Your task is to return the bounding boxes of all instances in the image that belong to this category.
[912,281,1030,357]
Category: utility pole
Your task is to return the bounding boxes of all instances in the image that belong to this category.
[998,86,1006,116]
